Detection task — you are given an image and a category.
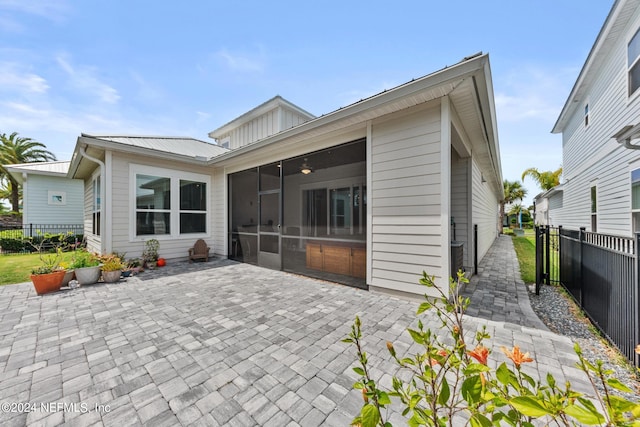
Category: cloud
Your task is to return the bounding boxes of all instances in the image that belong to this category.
[0,63,49,93]
[0,0,70,23]
[56,55,121,104]
[216,47,266,72]
[494,65,580,123]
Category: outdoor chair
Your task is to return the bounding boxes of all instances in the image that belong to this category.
[188,239,210,263]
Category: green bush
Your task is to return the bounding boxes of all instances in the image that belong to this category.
[344,272,640,426]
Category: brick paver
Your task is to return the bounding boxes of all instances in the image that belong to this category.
[0,241,595,425]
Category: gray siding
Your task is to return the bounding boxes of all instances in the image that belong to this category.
[370,103,443,295]
[24,174,83,225]
[471,158,498,262]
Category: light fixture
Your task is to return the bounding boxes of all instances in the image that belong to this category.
[300,158,313,174]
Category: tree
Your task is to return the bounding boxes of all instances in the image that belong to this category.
[0,132,56,212]
[521,166,563,191]
[501,179,527,232]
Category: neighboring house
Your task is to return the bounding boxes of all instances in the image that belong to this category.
[68,53,503,298]
[533,185,564,226]
[4,161,84,227]
[551,0,640,236]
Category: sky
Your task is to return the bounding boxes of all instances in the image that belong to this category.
[0,0,615,206]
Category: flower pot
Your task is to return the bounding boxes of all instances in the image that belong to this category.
[74,266,102,285]
[102,270,122,283]
[61,270,75,286]
[30,270,65,295]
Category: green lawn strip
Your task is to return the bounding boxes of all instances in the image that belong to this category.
[511,235,536,284]
[0,252,75,286]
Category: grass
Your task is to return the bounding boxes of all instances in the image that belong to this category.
[511,234,536,284]
[0,252,75,286]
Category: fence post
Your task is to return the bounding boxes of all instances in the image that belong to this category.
[636,233,640,369]
[579,227,586,307]
[474,224,478,274]
[545,225,551,286]
[558,225,563,286]
[535,225,542,295]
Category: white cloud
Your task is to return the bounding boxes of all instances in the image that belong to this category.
[0,63,49,93]
[56,55,120,104]
[0,0,70,22]
[216,48,266,72]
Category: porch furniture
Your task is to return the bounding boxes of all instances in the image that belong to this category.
[188,239,210,263]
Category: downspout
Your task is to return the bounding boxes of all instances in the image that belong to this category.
[79,146,107,254]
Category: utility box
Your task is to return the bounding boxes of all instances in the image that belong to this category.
[451,241,464,279]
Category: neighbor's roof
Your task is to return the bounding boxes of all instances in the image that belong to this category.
[552,0,639,133]
[4,161,71,184]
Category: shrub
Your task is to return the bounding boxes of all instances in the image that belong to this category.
[343,271,640,426]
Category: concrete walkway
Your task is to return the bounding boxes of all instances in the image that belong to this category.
[0,238,593,426]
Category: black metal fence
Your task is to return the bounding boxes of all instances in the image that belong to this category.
[0,224,84,254]
[536,225,640,368]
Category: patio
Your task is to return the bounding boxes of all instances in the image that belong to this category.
[0,257,593,426]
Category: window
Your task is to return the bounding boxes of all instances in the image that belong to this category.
[629,28,640,95]
[131,165,209,238]
[584,104,589,127]
[632,169,640,233]
[92,175,101,236]
[590,185,597,232]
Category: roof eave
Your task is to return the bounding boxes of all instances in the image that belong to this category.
[208,54,491,166]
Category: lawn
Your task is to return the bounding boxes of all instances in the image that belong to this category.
[511,233,536,284]
[0,252,76,286]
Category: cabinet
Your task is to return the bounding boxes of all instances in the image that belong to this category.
[306,241,366,278]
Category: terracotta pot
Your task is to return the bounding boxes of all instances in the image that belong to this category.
[30,270,65,295]
[102,270,122,283]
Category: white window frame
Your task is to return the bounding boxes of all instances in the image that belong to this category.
[631,165,640,234]
[129,164,211,241]
[92,173,101,236]
[590,184,597,232]
[628,27,640,97]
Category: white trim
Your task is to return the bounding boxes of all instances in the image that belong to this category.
[366,121,373,286]
[129,164,211,242]
[105,150,113,254]
[441,96,451,287]
[22,172,28,221]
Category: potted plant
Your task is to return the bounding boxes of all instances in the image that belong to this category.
[59,261,75,286]
[101,255,124,283]
[123,258,142,276]
[71,249,102,285]
[142,238,160,269]
[26,232,69,295]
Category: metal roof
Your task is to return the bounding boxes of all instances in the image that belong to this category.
[81,135,228,158]
[4,161,72,184]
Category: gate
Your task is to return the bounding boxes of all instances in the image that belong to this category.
[534,225,559,294]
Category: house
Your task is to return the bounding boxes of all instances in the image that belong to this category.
[68,53,503,298]
[4,161,84,229]
[533,185,564,226]
[551,0,640,236]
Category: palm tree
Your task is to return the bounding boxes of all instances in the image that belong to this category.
[521,167,563,191]
[0,132,56,212]
[501,179,527,232]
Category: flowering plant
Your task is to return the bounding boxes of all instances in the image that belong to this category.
[344,271,640,426]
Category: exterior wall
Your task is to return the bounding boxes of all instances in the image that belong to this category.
[221,106,311,150]
[534,197,549,225]
[558,7,640,236]
[547,192,564,226]
[84,176,100,253]
[23,174,83,225]
[107,152,217,260]
[451,150,470,269]
[369,102,444,295]
[471,157,499,263]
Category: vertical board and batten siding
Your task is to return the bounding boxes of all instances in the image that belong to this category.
[370,103,444,295]
[212,167,226,255]
[108,153,217,260]
[450,150,470,269]
[24,175,83,225]
[471,158,499,262]
[559,9,640,236]
[227,107,311,150]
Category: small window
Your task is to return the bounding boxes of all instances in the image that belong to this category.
[590,185,597,232]
[92,175,101,236]
[584,104,589,127]
[628,28,640,95]
[179,180,207,234]
[632,169,640,233]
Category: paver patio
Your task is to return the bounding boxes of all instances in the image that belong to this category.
[0,246,595,426]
